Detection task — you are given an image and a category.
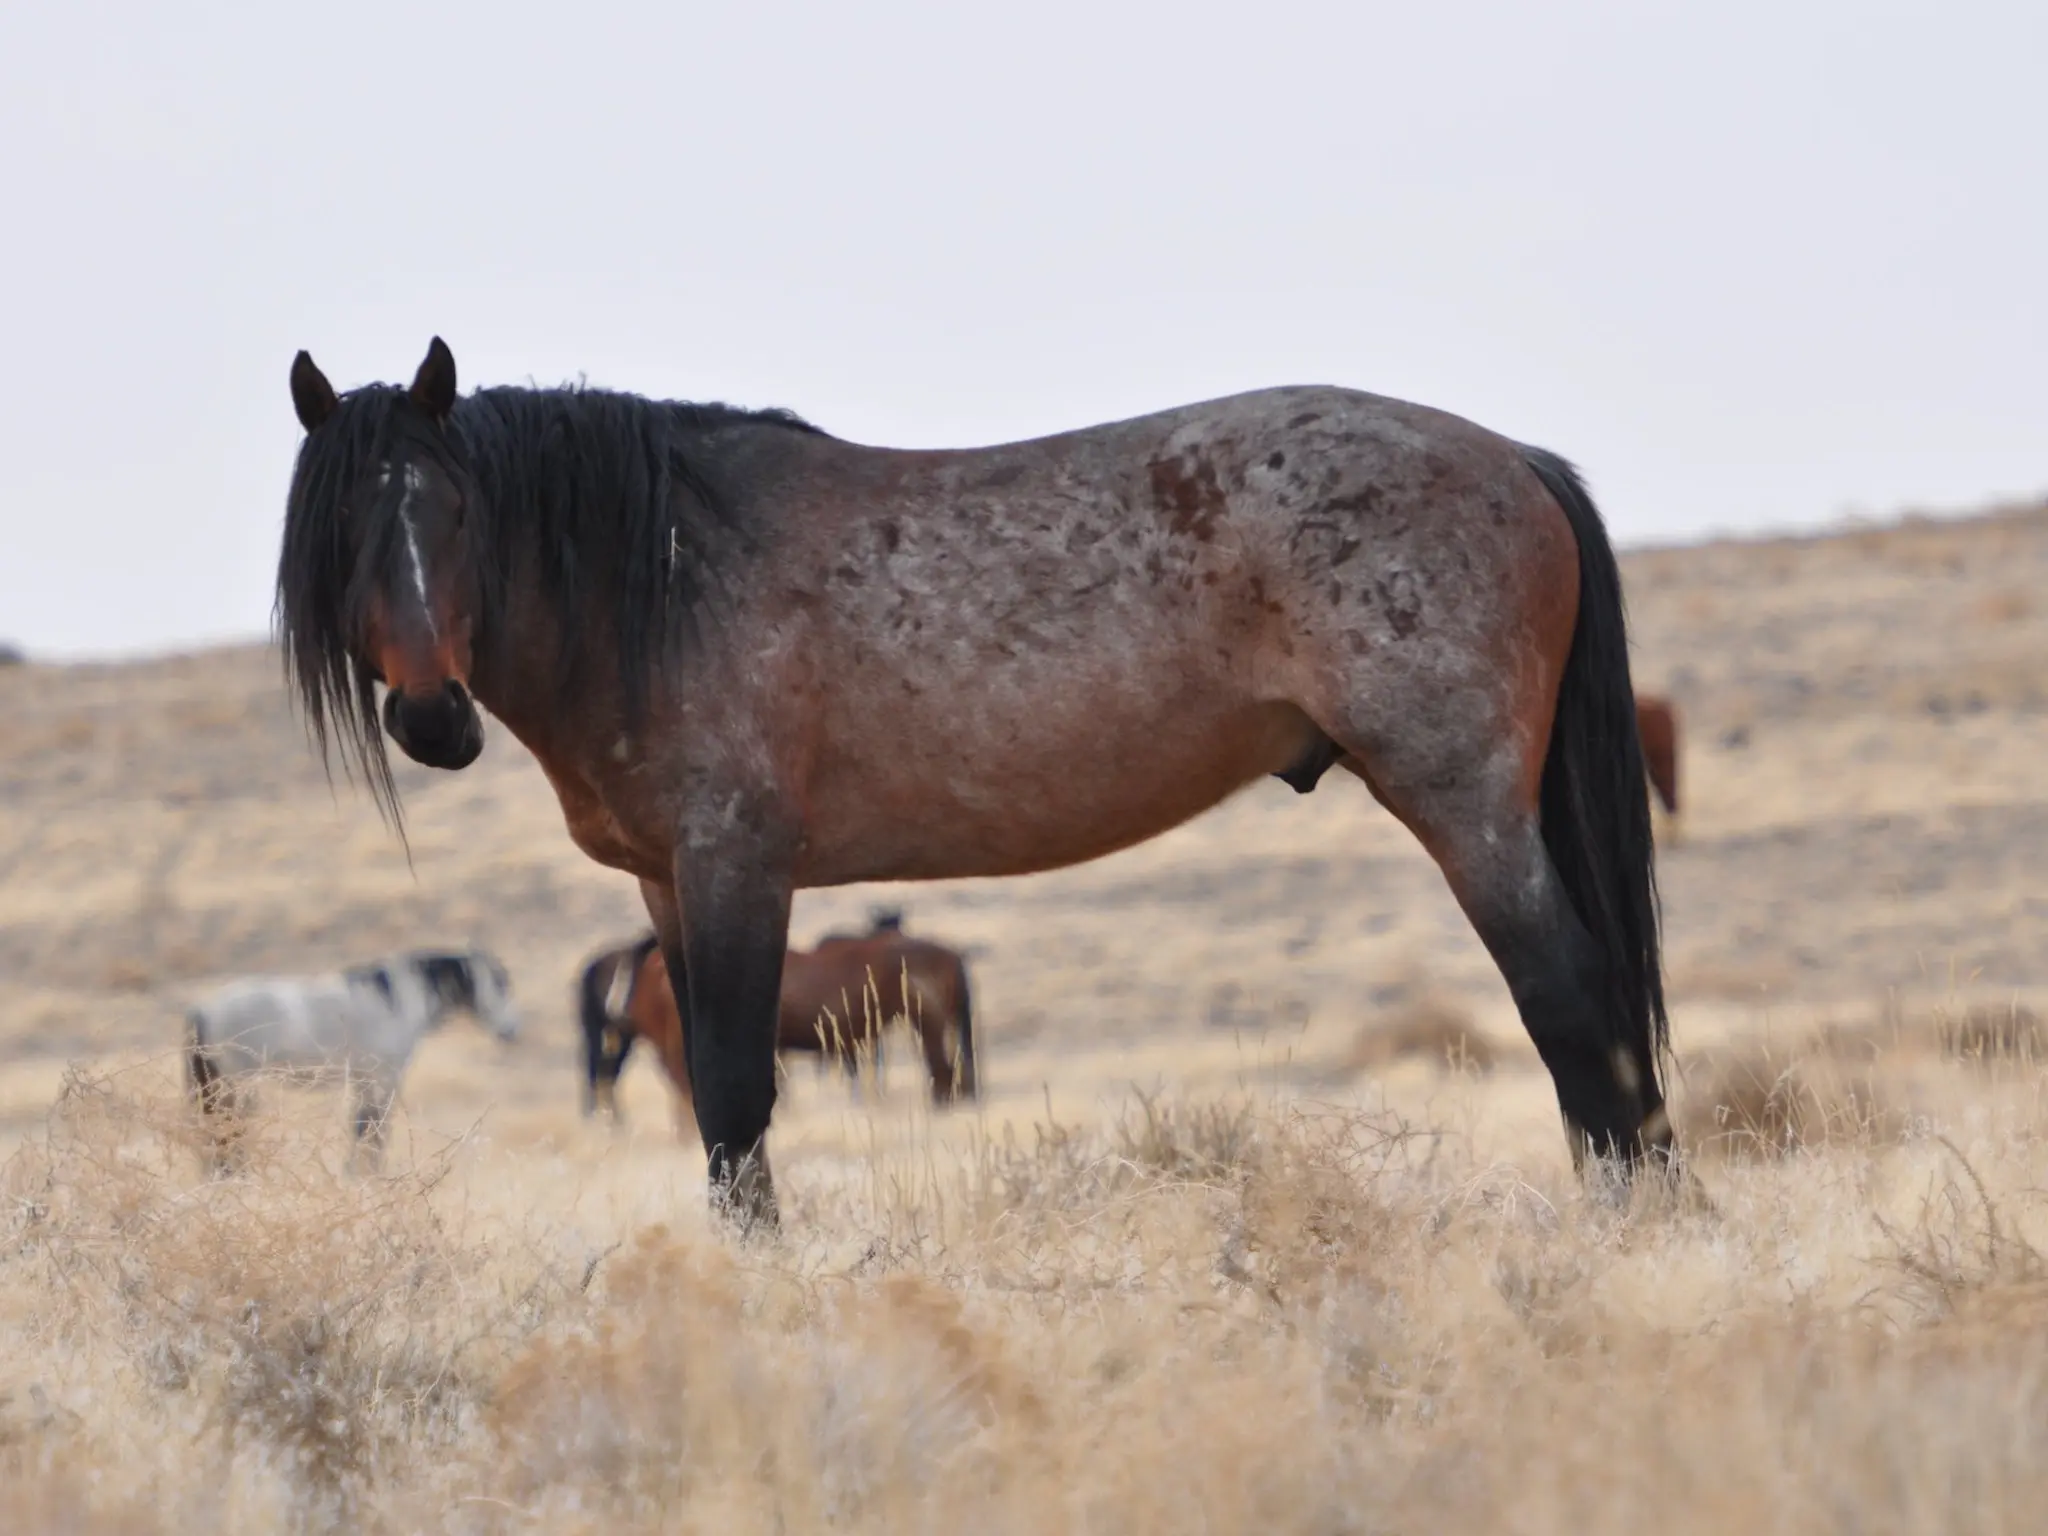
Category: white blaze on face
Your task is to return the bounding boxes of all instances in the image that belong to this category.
[397,463,438,639]
[371,462,439,641]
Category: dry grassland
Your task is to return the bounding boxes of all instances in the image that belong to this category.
[6,499,2048,1531]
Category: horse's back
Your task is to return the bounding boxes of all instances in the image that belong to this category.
[189,974,405,1077]
[792,932,975,1098]
[844,383,1497,471]
[789,934,968,1027]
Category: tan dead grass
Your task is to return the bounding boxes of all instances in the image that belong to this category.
[1675,1038,1903,1158]
[6,1061,2048,1532]
[1,1064,575,1532]
[1937,999,2044,1061]
[1347,987,1498,1075]
[1973,586,2034,626]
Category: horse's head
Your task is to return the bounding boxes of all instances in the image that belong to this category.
[404,949,520,1041]
[281,338,486,793]
[475,952,522,1042]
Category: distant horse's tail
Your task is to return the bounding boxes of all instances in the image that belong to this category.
[952,956,978,1099]
[578,937,656,1118]
[575,955,612,1115]
[1520,449,1668,1130]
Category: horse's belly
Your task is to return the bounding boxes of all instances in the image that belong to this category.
[794,695,1317,886]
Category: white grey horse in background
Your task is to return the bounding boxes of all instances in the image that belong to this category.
[184,948,519,1171]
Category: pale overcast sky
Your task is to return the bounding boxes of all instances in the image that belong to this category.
[1,1,2042,659]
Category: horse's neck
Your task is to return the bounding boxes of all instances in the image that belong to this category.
[471,662,598,801]
[464,523,660,783]
[368,963,442,1036]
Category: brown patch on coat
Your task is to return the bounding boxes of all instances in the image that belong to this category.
[1148,452,1228,543]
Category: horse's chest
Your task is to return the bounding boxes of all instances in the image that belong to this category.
[563,799,632,864]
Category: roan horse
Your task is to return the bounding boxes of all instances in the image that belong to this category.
[185,948,519,1171]
[277,338,1669,1228]
[579,919,977,1128]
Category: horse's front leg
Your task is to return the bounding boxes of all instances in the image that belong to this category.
[668,805,795,1233]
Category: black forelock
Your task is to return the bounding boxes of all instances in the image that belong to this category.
[276,384,429,828]
[275,374,826,828]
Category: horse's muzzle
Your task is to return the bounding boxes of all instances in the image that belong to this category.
[382,680,484,770]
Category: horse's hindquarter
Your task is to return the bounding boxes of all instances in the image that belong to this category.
[753,387,1572,886]
[776,939,953,1048]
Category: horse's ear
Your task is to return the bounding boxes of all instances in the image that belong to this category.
[290,351,338,433]
[409,336,458,421]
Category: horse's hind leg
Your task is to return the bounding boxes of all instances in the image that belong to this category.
[186,1042,244,1176]
[1348,755,1657,1166]
[196,1077,245,1176]
[910,990,964,1105]
[1323,674,1665,1173]
[348,1080,395,1174]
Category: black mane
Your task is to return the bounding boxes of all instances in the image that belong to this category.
[275,378,825,825]
[345,963,395,1006]
[411,952,476,1014]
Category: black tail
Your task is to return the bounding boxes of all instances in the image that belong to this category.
[1520,448,1667,1103]
[953,957,978,1097]
[577,935,660,1112]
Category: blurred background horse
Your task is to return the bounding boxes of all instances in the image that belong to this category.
[579,914,975,1131]
[185,947,518,1171]
[1636,694,1681,823]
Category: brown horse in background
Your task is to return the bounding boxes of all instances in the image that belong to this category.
[580,922,976,1129]
[279,338,1670,1227]
[1636,695,1680,817]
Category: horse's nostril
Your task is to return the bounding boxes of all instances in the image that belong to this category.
[406,702,450,742]
[381,677,482,769]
